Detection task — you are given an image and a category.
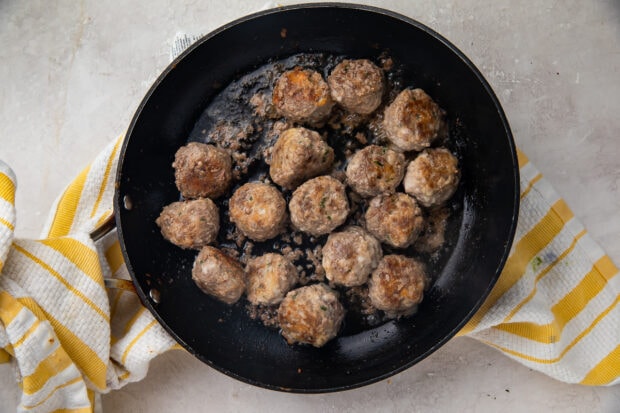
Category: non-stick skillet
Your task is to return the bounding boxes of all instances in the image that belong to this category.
[113,3,519,392]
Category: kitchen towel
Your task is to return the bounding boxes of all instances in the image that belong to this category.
[0,139,180,413]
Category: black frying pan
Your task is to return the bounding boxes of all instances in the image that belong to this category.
[114,3,519,392]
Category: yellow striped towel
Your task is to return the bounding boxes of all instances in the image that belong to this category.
[0,138,618,412]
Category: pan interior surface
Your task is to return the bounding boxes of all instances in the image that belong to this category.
[115,4,519,392]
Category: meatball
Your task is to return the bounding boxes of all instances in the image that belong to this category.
[269,127,334,190]
[229,182,287,241]
[322,226,382,287]
[245,253,298,305]
[328,59,385,114]
[403,148,460,207]
[368,255,426,317]
[345,145,406,197]
[365,193,424,248]
[289,175,350,236]
[272,67,334,125]
[192,246,245,304]
[155,198,219,250]
[383,88,446,152]
[173,142,232,199]
[278,283,345,347]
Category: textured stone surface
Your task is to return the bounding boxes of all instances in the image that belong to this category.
[1,0,619,411]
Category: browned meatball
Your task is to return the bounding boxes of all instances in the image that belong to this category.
[404,148,460,207]
[278,283,345,347]
[368,255,426,317]
[383,88,446,152]
[173,142,232,199]
[322,226,382,287]
[192,246,245,304]
[328,59,385,114]
[365,193,424,248]
[155,198,219,249]
[269,127,334,190]
[345,145,406,197]
[289,176,350,236]
[272,67,334,125]
[245,253,298,305]
[229,182,287,241]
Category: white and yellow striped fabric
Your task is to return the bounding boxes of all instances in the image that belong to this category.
[458,149,620,385]
[0,139,618,412]
[0,137,179,413]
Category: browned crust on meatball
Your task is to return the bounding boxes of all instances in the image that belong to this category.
[383,88,445,152]
[173,142,233,199]
[365,193,424,248]
[289,175,350,236]
[272,67,334,125]
[345,145,406,197]
[192,246,245,304]
[269,127,334,189]
[328,59,385,115]
[368,255,426,317]
[278,283,345,347]
[245,253,298,305]
[322,226,382,287]
[403,147,460,207]
[229,182,288,241]
[155,198,220,250]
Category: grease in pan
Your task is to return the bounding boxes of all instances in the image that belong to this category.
[156,55,460,348]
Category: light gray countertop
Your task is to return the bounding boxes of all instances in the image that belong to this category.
[1,1,619,411]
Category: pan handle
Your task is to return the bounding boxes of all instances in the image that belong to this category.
[90,215,137,293]
[104,278,136,293]
[90,214,117,242]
